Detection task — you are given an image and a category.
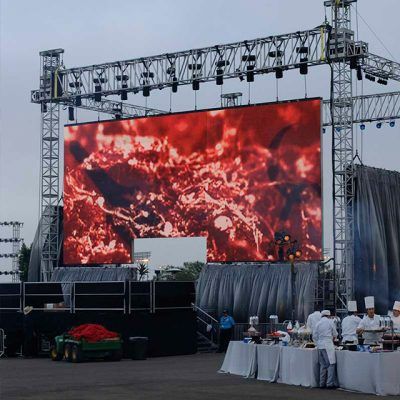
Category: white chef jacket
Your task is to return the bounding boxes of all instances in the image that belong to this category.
[390,315,400,331]
[357,314,382,344]
[306,311,321,336]
[313,317,338,364]
[341,314,361,343]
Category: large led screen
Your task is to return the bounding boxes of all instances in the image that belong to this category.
[64,98,322,264]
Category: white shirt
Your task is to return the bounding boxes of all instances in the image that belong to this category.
[341,314,361,343]
[357,314,382,344]
[314,317,338,348]
[306,311,321,336]
[391,315,400,331]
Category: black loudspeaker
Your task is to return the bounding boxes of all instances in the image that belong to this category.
[121,90,128,101]
[75,95,82,106]
[143,86,150,97]
[68,106,74,121]
[192,79,200,91]
[246,65,255,82]
[94,85,102,102]
[275,68,283,79]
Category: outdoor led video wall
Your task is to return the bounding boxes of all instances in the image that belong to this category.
[63,98,322,264]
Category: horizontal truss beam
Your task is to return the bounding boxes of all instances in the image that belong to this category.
[323,91,400,126]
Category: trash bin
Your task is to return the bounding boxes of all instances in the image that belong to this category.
[128,337,148,360]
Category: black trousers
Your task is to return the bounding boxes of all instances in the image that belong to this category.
[219,328,233,352]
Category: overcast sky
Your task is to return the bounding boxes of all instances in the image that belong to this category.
[1,0,399,279]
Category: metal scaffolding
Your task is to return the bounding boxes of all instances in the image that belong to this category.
[39,49,63,282]
[31,0,400,308]
[0,221,23,282]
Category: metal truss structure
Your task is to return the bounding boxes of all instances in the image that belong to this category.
[31,0,400,309]
[0,221,23,282]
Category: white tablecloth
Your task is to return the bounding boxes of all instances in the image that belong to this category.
[256,345,281,382]
[219,341,257,378]
[278,347,319,387]
[337,350,400,396]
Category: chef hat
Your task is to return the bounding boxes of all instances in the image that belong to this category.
[347,301,358,312]
[364,296,375,309]
[392,301,400,311]
[321,310,331,316]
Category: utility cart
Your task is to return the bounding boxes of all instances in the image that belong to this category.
[50,334,123,363]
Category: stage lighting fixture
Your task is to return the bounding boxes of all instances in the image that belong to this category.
[172,77,178,93]
[377,78,388,85]
[275,67,283,79]
[94,85,102,102]
[365,74,375,82]
[246,65,255,82]
[143,86,150,97]
[390,121,395,128]
[192,79,200,91]
[121,90,128,101]
[68,106,74,121]
[360,124,366,131]
[75,95,82,106]
[356,65,363,81]
[299,57,308,75]
[216,69,223,85]
[376,122,382,129]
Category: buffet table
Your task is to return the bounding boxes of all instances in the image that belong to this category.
[219,341,257,378]
[336,350,400,396]
[220,341,400,395]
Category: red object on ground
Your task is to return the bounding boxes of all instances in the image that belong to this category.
[68,324,119,342]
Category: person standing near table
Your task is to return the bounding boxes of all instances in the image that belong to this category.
[313,310,338,389]
[218,310,235,352]
[356,296,384,344]
[389,301,400,331]
[306,309,321,339]
[341,301,361,344]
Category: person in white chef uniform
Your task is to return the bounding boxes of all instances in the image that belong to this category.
[356,296,385,344]
[306,309,321,339]
[390,301,400,332]
[313,310,338,389]
[341,300,361,344]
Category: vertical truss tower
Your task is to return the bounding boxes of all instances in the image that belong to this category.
[326,0,356,309]
[39,49,64,281]
[11,223,22,282]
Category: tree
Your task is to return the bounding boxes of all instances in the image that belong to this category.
[18,243,32,282]
[136,262,149,281]
[174,261,205,281]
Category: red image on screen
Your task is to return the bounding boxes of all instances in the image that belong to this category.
[63,99,322,264]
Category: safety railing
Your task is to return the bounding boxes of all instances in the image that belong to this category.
[24,282,72,312]
[0,328,5,357]
[192,304,219,344]
[0,283,22,311]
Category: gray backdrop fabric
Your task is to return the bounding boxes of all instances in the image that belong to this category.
[196,262,318,322]
[354,165,400,314]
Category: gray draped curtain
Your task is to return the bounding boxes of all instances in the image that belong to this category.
[196,262,318,323]
[354,165,400,314]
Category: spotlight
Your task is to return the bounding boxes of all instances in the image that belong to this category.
[376,122,382,129]
[275,67,283,79]
[192,79,200,91]
[350,57,358,70]
[216,69,223,85]
[246,65,255,82]
[365,74,376,82]
[75,95,82,107]
[143,86,150,97]
[68,106,74,121]
[360,123,366,131]
[172,77,178,93]
[356,65,363,81]
[94,85,101,102]
[389,121,395,128]
[299,57,308,75]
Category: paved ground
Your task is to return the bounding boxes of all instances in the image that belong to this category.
[0,353,383,400]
